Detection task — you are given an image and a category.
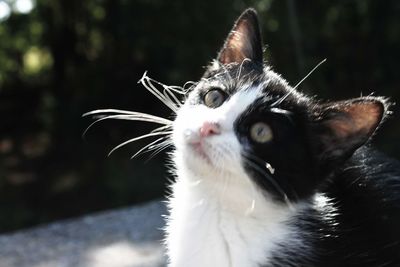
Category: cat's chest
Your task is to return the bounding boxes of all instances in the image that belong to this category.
[166,179,296,267]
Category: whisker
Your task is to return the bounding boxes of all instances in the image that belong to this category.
[243,152,299,203]
[148,138,172,151]
[151,125,173,133]
[242,154,293,207]
[138,72,179,112]
[271,58,327,107]
[83,109,173,124]
[243,153,279,177]
[82,109,168,117]
[82,114,172,138]
[108,131,173,156]
[293,58,327,90]
[163,87,182,107]
[139,76,177,111]
[237,58,251,80]
[84,73,179,158]
[144,73,186,94]
[145,140,173,161]
[169,86,188,95]
[218,62,234,82]
[130,136,169,159]
[182,81,197,91]
[144,82,178,112]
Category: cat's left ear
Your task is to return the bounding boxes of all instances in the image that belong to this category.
[217,8,263,65]
[312,97,389,162]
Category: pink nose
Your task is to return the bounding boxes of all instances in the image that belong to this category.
[200,122,221,137]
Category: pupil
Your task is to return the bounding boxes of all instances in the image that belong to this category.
[257,127,264,136]
[213,94,219,103]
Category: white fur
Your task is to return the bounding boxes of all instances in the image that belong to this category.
[166,84,305,267]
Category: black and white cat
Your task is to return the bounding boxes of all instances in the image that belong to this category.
[86,8,400,267]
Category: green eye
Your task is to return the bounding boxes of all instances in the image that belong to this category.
[250,122,273,143]
[204,89,225,108]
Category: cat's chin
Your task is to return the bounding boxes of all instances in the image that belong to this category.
[188,142,213,165]
[175,145,223,177]
[183,146,215,171]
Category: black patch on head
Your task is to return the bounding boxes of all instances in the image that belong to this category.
[233,83,317,202]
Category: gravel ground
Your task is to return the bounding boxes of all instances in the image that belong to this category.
[0,200,167,267]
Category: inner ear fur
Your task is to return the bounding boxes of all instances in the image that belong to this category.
[217,8,263,65]
[313,97,388,160]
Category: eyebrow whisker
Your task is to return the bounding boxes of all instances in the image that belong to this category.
[270,58,327,107]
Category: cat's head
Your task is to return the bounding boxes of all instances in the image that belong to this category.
[172,9,389,203]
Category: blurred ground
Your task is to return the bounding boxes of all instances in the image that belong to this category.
[0,200,167,267]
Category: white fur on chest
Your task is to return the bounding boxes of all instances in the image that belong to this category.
[166,168,298,267]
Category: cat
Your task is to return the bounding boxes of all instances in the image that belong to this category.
[85,8,400,267]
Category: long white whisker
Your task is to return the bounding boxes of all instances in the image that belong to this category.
[140,76,176,111]
[144,81,178,112]
[84,73,181,158]
[163,87,182,107]
[271,58,327,107]
[143,74,184,106]
[145,140,173,161]
[139,72,179,112]
[151,125,173,133]
[108,131,173,156]
[182,81,197,91]
[130,136,168,159]
[169,86,187,95]
[83,109,173,124]
[82,114,172,137]
[293,58,327,89]
[145,74,186,94]
[83,109,167,117]
[148,138,172,151]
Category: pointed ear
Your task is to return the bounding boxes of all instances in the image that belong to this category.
[217,8,263,65]
[312,97,388,161]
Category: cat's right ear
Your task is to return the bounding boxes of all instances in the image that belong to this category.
[216,8,263,65]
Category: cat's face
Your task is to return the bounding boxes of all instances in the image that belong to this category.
[173,63,314,201]
[173,9,388,203]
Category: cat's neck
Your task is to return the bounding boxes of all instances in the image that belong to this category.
[176,168,285,215]
[166,155,308,267]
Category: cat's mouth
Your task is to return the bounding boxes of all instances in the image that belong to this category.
[187,141,213,165]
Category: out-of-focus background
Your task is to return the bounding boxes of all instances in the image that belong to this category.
[0,0,400,234]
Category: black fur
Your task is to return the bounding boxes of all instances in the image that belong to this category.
[269,148,400,266]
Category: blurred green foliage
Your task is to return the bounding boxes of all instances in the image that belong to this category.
[0,0,400,233]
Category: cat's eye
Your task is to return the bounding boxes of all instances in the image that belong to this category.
[250,122,273,143]
[203,89,226,108]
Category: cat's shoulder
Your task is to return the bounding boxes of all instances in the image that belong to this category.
[342,147,400,197]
